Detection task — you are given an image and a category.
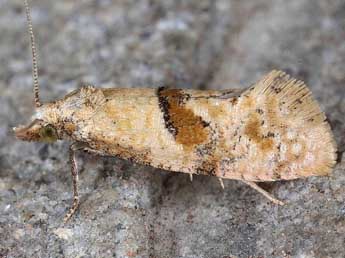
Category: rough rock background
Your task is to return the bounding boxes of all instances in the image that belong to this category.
[1,0,345,257]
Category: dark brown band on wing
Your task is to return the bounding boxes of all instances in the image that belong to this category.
[157,87,210,148]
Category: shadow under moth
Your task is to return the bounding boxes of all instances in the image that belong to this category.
[14,0,337,223]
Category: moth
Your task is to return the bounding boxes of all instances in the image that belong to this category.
[14,0,337,222]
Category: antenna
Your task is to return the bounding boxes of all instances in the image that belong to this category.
[24,0,41,107]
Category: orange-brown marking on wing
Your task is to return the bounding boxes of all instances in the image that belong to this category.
[63,122,76,135]
[157,88,209,149]
[240,95,254,109]
[244,114,274,152]
[207,102,229,119]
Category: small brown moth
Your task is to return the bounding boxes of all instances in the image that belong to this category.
[15,0,337,222]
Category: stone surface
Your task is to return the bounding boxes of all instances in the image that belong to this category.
[1,0,345,257]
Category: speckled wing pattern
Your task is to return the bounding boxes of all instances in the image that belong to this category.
[68,70,336,181]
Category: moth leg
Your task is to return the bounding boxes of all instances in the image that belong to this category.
[241,180,284,205]
[189,173,193,182]
[218,178,225,189]
[63,142,86,223]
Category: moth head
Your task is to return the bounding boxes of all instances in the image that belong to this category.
[14,1,60,143]
[14,119,59,142]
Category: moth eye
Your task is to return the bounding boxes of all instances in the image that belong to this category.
[45,126,55,137]
[39,125,58,142]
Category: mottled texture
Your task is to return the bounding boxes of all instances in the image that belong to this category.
[1,0,345,258]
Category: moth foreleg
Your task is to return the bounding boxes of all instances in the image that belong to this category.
[189,173,193,182]
[218,178,225,189]
[241,180,284,206]
[63,142,85,223]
